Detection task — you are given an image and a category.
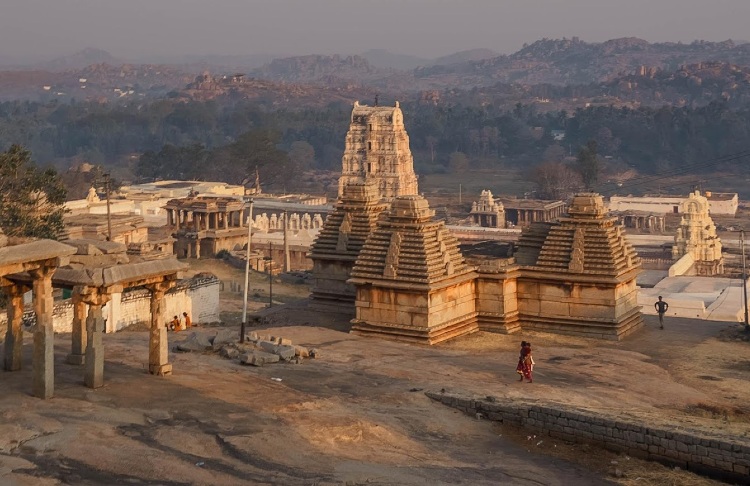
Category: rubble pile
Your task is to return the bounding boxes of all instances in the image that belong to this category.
[174,330,317,367]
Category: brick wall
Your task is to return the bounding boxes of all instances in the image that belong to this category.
[426,391,750,483]
[0,275,220,335]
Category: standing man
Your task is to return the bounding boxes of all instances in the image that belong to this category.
[654,296,669,330]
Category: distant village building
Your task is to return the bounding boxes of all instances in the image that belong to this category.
[608,192,738,217]
[338,101,419,200]
[470,190,506,228]
[551,130,566,141]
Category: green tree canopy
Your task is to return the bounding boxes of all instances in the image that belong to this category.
[575,140,600,190]
[0,144,67,239]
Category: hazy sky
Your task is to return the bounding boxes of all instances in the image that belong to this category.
[2,0,749,61]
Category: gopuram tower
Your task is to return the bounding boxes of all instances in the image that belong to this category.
[337,101,419,200]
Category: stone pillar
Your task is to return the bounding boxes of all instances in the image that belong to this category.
[83,293,108,389]
[30,267,55,399]
[195,239,201,259]
[223,212,229,229]
[67,288,87,365]
[3,284,27,372]
[147,281,174,376]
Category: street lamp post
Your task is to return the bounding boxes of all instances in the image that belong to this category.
[240,198,254,343]
[268,241,273,307]
[104,172,112,241]
[741,230,749,332]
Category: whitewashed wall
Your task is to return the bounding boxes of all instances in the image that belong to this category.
[0,274,220,335]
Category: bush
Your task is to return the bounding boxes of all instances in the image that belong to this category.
[216,249,230,260]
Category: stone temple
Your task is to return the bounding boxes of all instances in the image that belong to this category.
[311,103,644,343]
[672,190,724,276]
[337,101,419,200]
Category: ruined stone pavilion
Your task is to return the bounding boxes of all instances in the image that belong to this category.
[165,196,246,259]
[337,101,419,200]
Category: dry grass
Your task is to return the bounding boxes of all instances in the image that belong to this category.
[684,402,750,424]
[496,423,724,486]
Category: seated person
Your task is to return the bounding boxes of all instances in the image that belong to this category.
[169,315,181,331]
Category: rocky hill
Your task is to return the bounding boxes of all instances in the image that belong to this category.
[415,38,750,87]
[250,54,390,84]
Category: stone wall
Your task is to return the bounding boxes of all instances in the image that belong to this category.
[0,275,220,335]
[427,391,750,482]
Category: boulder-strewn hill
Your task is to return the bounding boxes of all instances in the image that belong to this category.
[359,49,430,70]
[431,61,750,111]
[35,48,122,71]
[250,54,389,84]
[415,38,750,87]
[431,48,500,66]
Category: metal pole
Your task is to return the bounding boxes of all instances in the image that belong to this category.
[741,230,749,331]
[241,198,254,343]
[104,173,112,241]
[268,241,273,307]
[283,210,291,272]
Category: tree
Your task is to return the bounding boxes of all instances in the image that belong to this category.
[287,141,315,172]
[530,161,581,200]
[448,151,469,173]
[0,144,67,239]
[575,140,600,190]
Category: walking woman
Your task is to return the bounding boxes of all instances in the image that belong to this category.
[516,341,534,383]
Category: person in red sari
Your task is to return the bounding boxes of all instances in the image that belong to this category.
[516,341,534,383]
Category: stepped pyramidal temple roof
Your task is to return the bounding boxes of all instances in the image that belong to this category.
[309,180,389,262]
[350,195,472,285]
[515,193,641,279]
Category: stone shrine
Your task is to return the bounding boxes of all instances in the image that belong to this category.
[514,193,643,339]
[470,190,506,228]
[672,190,724,276]
[349,195,479,344]
[309,180,389,312]
[337,101,419,200]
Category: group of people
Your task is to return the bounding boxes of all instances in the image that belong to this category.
[167,312,192,332]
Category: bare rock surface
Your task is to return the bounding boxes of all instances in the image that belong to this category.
[0,311,741,485]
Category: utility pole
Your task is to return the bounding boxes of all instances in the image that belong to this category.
[741,230,749,332]
[283,210,291,273]
[104,172,112,241]
[240,197,254,343]
[268,241,273,308]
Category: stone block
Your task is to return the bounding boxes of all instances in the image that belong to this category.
[175,332,213,352]
[293,345,310,358]
[239,350,280,367]
[220,346,240,360]
[212,329,237,350]
[275,345,296,361]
